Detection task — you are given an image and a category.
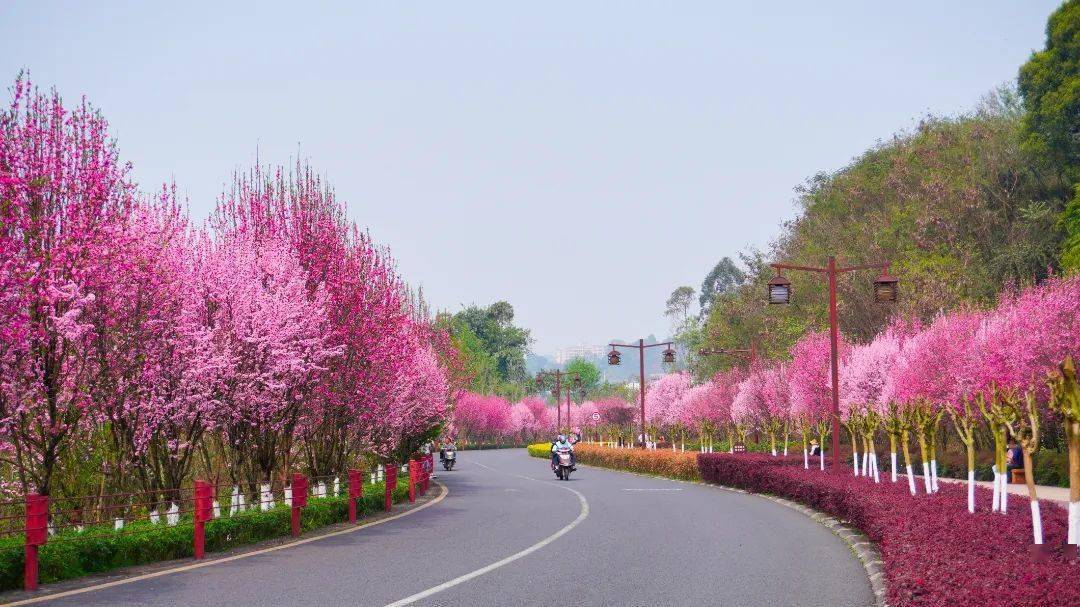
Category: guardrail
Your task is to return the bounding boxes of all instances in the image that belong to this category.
[7,455,435,591]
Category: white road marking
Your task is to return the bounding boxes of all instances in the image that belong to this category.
[622,488,683,491]
[4,484,449,607]
[384,461,589,607]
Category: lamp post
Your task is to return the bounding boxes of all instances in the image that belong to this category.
[563,384,585,434]
[536,370,582,432]
[698,340,759,366]
[606,339,676,449]
[767,256,898,469]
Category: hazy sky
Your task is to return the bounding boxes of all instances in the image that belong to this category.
[0,1,1060,354]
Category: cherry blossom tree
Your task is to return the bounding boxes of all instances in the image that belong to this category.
[0,75,135,495]
[789,332,845,470]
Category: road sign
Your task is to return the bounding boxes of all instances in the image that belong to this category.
[591,412,600,421]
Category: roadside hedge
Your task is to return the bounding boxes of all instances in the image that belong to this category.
[697,453,1078,607]
[0,478,410,591]
[527,443,699,481]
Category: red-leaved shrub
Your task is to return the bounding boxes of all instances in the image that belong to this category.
[697,453,1077,607]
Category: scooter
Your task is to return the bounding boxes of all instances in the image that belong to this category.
[442,448,456,471]
[553,446,574,481]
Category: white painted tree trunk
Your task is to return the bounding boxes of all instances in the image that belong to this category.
[369,472,376,484]
[930,460,939,492]
[334,477,340,496]
[906,465,917,495]
[229,486,241,515]
[862,452,869,477]
[150,509,160,524]
[166,503,180,526]
[871,454,880,483]
[853,450,860,476]
[819,450,825,471]
[377,464,385,482]
[212,500,221,518]
[803,448,809,470]
[921,462,932,494]
[260,483,274,511]
[1000,474,1009,513]
[1031,500,1043,545]
[890,452,898,483]
[992,467,1001,512]
[967,470,975,514]
[284,486,293,507]
[1068,502,1079,545]
[783,445,788,456]
[114,518,124,530]
[771,448,777,456]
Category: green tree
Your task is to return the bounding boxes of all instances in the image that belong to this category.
[1019,0,1080,269]
[565,357,602,397]
[451,301,533,396]
[699,257,746,312]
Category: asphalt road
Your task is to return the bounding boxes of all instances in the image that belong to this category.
[31,449,872,607]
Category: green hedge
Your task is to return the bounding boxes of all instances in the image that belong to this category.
[0,478,410,591]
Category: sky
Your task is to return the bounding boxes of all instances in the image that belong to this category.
[0,1,1062,354]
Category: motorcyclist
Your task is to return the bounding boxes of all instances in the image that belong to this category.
[440,438,457,461]
[550,434,576,470]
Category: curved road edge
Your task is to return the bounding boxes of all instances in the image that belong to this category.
[570,459,887,607]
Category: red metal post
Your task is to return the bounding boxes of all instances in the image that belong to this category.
[194,480,212,559]
[384,464,396,511]
[290,473,308,537]
[24,493,47,591]
[639,339,646,449]
[347,469,361,523]
[408,459,417,503]
[827,256,841,470]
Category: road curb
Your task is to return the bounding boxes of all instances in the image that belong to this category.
[0,483,449,607]
[563,458,887,607]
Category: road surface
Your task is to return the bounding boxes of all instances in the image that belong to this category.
[28,449,873,606]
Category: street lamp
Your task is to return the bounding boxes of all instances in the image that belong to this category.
[536,369,581,432]
[767,256,898,469]
[606,339,675,449]
[767,272,792,305]
[699,339,759,366]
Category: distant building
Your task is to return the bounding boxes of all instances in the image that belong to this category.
[553,344,605,365]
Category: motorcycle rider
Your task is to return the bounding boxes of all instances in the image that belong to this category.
[550,433,576,470]
[440,438,457,462]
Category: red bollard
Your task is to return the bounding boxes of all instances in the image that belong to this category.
[193,481,212,559]
[347,469,361,524]
[24,493,48,591]
[384,465,397,512]
[408,459,417,503]
[290,473,308,537]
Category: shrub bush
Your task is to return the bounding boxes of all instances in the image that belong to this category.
[0,478,410,591]
[527,444,699,481]
[697,453,1078,607]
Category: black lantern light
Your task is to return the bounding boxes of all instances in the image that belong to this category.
[607,349,622,365]
[661,347,676,364]
[573,376,582,389]
[535,374,544,388]
[767,272,791,305]
[873,270,899,303]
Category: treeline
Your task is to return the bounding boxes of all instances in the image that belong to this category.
[672,3,1080,380]
[0,75,458,501]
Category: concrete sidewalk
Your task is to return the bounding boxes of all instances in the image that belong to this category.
[934,474,1071,503]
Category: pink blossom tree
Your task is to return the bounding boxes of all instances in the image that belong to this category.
[644,373,691,449]
[0,76,135,495]
[789,332,846,470]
